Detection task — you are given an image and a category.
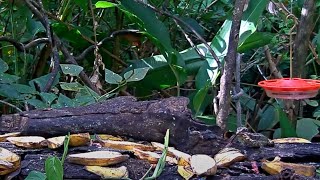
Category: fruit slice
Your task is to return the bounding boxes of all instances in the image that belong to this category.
[190,154,217,176]
[46,136,66,149]
[69,133,91,147]
[0,132,20,142]
[100,140,155,151]
[85,166,129,179]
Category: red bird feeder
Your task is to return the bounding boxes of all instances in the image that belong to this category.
[258,78,320,99]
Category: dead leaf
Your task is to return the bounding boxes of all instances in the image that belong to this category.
[177,165,194,180]
[0,132,20,142]
[262,160,315,177]
[46,136,66,149]
[67,151,129,166]
[85,166,129,179]
[7,136,46,149]
[214,148,246,167]
[272,138,311,144]
[100,140,155,151]
[0,147,20,175]
[69,133,91,147]
[133,148,177,164]
[190,154,217,176]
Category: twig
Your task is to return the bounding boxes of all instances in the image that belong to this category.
[264,45,283,78]
[0,100,23,112]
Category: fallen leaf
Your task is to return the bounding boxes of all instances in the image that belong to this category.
[85,166,129,179]
[0,147,20,175]
[67,151,129,166]
[190,154,217,176]
[7,136,46,149]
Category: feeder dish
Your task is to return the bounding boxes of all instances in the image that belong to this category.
[258,78,320,99]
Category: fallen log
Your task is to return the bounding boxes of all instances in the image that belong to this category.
[0,96,224,154]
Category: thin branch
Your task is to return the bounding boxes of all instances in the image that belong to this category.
[0,100,23,112]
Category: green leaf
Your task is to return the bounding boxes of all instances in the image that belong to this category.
[60,64,83,76]
[276,107,297,137]
[74,0,88,10]
[95,1,117,8]
[104,69,123,84]
[26,99,48,108]
[0,84,20,99]
[11,84,37,94]
[124,67,150,82]
[40,92,58,105]
[193,83,210,116]
[60,82,83,91]
[296,118,319,141]
[238,32,274,52]
[258,103,278,131]
[0,73,20,84]
[0,58,9,73]
[51,94,75,108]
[45,156,63,180]
[25,171,46,180]
[29,73,60,92]
[305,99,319,107]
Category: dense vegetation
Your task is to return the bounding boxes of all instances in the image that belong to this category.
[1,0,320,140]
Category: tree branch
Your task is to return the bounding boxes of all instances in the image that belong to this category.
[216,0,246,131]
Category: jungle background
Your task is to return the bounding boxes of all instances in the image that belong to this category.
[1,0,320,141]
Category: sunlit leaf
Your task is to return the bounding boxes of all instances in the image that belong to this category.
[276,107,297,137]
[95,1,117,8]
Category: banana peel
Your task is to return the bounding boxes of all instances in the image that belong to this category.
[0,132,20,142]
[46,136,66,149]
[262,159,315,177]
[133,148,177,164]
[85,166,129,179]
[272,138,311,144]
[151,142,191,165]
[190,154,217,176]
[0,147,20,175]
[177,165,194,180]
[69,133,91,147]
[100,140,155,151]
[214,148,246,167]
[7,136,46,149]
[67,151,129,166]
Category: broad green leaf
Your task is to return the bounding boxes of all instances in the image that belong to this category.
[11,84,37,94]
[276,107,297,137]
[40,92,58,105]
[75,0,88,10]
[238,32,274,52]
[193,83,210,116]
[273,128,281,139]
[45,156,63,180]
[25,171,46,180]
[196,115,216,125]
[60,64,83,76]
[51,94,75,108]
[29,73,60,92]
[124,67,150,82]
[95,1,117,8]
[258,103,278,131]
[52,23,88,49]
[296,118,319,140]
[60,82,83,91]
[0,84,20,99]
[26,99,48,109]
[0,58,9,73]
[0,73,20,84]
[104,69,123,84]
